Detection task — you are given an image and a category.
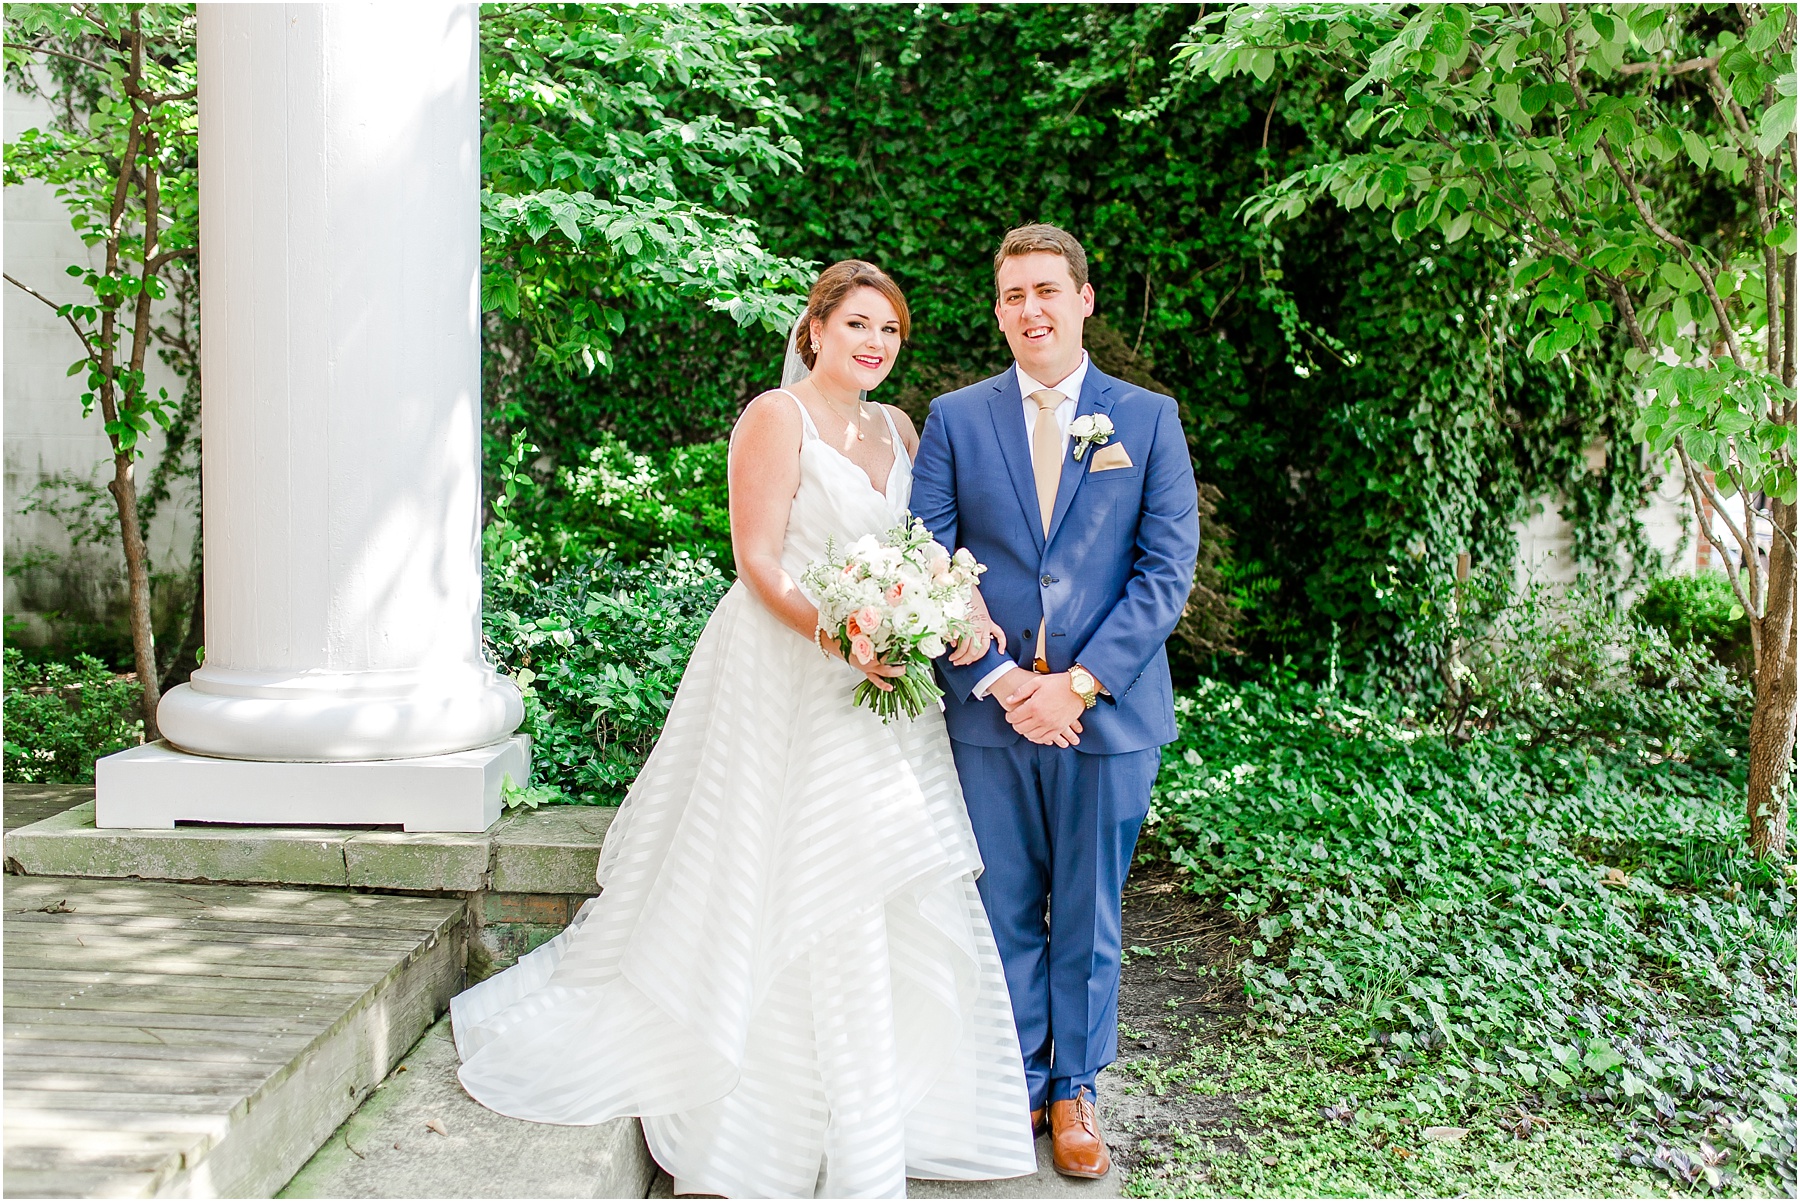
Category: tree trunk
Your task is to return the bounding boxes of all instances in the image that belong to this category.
[108,451,161,740]
[1746,496,1796,859]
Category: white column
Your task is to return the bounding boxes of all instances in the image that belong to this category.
[97,3,524,831]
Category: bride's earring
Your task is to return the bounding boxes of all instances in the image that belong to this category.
[811,339,820,353]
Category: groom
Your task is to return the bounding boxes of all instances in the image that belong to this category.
[913,224,1199,1178]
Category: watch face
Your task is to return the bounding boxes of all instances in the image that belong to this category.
[1070,667,1094,693]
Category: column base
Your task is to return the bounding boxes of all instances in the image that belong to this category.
[95,735,530,832]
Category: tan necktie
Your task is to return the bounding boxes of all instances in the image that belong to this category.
[1029,388,1063,672]
[1029,389,1064,536]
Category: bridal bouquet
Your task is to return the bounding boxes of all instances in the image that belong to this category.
[801,518,986,722]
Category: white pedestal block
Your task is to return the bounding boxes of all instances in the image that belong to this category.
[95,736,530,833]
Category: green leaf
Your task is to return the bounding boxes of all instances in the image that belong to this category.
[1681,130,1711,171]
[1746,10,1785,53]
[1757,97,1795,157]
[1493,82,1527,127]
[1583,1045,1625,1075]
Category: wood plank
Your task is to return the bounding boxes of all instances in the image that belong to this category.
[3,1166,166,1199]
[5,970,365,998]
[6,1043,291,1072]
[5,1021,311,1050]
[5,1068,273,1093]
[4,877,460,919]
[4,957,397,986]
[4,1094,243,1122]
[2,1127,196,1169]
[4,1007,318,1034]
[4,990,355,1019]
[1,875,467,1198]
[3,906,458,938]
[5,914,448,946]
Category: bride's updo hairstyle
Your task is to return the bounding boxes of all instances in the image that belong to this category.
[795,260,911,371]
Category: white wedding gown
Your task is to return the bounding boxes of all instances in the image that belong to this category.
[452,394,1037,1198]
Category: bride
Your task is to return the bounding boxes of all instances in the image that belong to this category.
[452,260,1038,1198]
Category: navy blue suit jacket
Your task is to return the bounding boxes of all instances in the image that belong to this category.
[910,364,1200,754]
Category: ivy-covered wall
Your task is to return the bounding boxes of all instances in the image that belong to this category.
[492,3,1654,685]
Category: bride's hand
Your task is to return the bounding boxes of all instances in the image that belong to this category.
[948,615,1006,666]
[829,636,907,692]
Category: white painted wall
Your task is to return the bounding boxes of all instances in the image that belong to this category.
[1512,449,1741,595]
[4,80,197,639]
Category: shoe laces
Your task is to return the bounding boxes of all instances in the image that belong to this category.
[1072,1086,1099,1137]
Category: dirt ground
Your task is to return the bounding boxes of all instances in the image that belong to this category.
[1104,858,1254,1185]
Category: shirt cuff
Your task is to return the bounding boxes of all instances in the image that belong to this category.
[972,660,1017,700]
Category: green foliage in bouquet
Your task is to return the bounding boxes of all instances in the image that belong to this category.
[3,648,143,784]
[801,519,985,723]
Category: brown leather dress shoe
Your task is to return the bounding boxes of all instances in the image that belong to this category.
[1030,1107,1047,1137]
[1049,1087,1110,1179]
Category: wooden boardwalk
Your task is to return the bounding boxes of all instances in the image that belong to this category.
[3,876,466,1198]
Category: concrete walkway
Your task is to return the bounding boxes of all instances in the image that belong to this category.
[296,1011,1121,1200]
[281,1016,654,1199]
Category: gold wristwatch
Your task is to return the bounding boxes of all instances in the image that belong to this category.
[1068,664,1101,710]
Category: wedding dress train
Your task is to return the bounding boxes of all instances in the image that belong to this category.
[453,394,1037,1198]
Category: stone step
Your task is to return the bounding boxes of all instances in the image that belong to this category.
[280,1016,655,1199]
[4,788,616,897]
[4,785,617,981]
[2,876,466,1198]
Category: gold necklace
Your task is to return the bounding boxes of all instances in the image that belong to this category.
[822,393,868,441]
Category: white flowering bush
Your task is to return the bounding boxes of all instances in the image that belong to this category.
[801,518,986,721]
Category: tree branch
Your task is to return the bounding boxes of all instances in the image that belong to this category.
[1675,442,1762,646]
[1597,135,1748,369]
[4,273,99,362]
[3,41,108,71]
[1615,55,1717,76]
[144,246,196,275]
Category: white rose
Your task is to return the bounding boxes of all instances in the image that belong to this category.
[927,544,952,581]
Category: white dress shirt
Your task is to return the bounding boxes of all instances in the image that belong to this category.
[972,352,1091,700]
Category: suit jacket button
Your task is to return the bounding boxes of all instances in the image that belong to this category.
[1040,575,1054,587]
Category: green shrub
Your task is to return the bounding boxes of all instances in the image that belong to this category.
[483,549,729,806]
[1634,572,1754,677]
[507,430,732,571]
[1442,583,1752,764]
[2,647,143,783]
[1147,671,1792,1192]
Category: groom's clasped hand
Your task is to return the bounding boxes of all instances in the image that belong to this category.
[994,668,1085,748]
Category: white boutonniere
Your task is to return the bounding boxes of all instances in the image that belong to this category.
[1069,414,1115,461]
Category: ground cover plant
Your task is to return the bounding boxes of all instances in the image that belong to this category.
[1141,630,1793,1193]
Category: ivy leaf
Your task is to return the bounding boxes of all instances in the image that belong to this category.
[1583,1045,1625,1075]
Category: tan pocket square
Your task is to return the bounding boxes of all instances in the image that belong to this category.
[1088,442,1133,472]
